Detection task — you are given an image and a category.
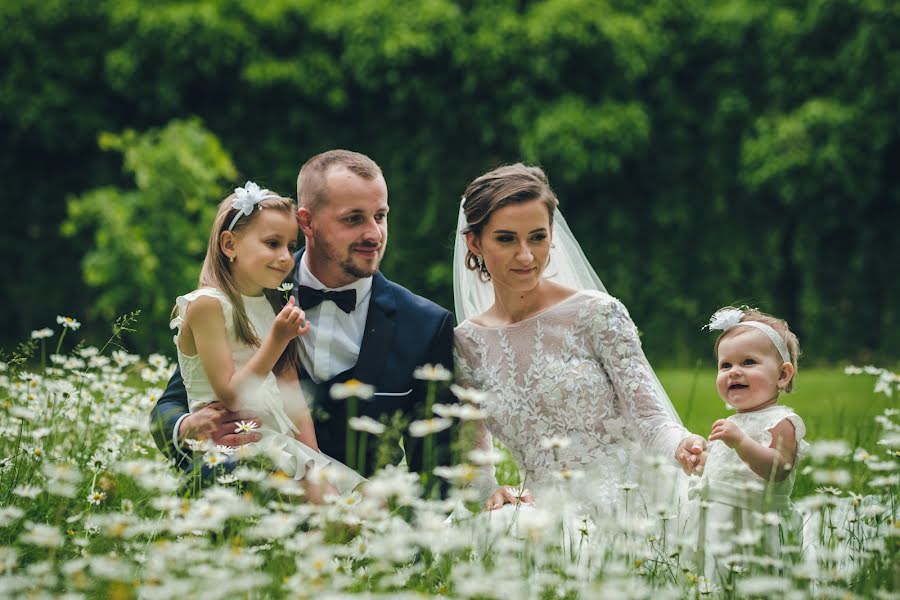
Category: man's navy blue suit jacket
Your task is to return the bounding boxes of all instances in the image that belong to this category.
[149,249,455,480]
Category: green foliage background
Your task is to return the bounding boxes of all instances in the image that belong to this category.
[2,0,898,365]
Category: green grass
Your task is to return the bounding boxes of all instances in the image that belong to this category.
[659,367,891,447]
[495,367,892,489]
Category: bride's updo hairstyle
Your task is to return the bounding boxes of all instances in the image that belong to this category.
[461,163,559,281]
[196,189,301,375]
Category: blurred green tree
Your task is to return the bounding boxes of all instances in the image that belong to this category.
[62,119,237,350]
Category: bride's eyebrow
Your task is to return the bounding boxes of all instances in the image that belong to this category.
[491,227,548,234]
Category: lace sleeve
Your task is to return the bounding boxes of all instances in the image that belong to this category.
[454,329,498,497]
[588,295,689,460]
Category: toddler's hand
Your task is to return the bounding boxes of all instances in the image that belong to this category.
[271,296,310,346]
[675,434,707,475]
[709,419,745,449]
[694,449,709,474]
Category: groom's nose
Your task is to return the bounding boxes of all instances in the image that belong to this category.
[360,217,384,243]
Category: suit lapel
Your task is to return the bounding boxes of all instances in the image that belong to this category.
[353,272,396,386]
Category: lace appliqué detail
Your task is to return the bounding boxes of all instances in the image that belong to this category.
[454,291,688,510]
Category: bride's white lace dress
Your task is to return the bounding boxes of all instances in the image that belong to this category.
[454,290,689,512]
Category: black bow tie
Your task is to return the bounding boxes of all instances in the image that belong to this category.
[297,285,357,314]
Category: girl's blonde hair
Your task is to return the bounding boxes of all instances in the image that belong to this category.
[197,190,301,375]
[714,307,801,393]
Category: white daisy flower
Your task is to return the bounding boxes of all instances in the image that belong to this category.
[348,416,386,435]
[409,418,452,437]
[413,363,452,382]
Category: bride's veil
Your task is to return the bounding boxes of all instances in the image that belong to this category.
[452,199,684,427]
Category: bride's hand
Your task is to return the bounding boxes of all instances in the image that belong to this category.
[675,434,707,475]
[484,486,535,511]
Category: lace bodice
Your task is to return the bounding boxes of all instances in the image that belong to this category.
[454,291,689,503]
[701,404,807,502]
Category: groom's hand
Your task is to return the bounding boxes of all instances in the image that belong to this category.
[675,434,707,475]
[485,486,535,511]
[179,401,262,447]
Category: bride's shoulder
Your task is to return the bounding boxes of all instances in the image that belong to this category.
[572,290,635,323]
[570,288,617,308]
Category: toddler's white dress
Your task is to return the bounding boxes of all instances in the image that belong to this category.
[682,404,808,574]
[171,288,364,492]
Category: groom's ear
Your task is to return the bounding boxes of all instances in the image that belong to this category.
[297,207,313,237]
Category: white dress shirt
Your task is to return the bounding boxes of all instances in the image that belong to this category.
[296,253,372,384]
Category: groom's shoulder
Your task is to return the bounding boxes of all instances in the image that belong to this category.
[377,273,451,321]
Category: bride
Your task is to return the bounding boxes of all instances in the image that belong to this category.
[452,163,707,513]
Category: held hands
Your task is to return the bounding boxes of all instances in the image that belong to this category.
[270,296,310,346]
[710,419,746,449]
[485,486,535,511]
[675,434,708,475]
[178,401,262,447]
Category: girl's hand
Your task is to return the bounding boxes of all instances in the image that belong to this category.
[271,296,310,346]
[710,419,745,449]
[484,486,535,511]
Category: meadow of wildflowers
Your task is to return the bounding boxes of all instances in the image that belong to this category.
[0,318,896,599]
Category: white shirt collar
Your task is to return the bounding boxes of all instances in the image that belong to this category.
[298,252,373,309]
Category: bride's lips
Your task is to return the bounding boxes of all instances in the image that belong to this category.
[510,267,537,275]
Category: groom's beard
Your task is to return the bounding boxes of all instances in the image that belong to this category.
[313,230,384,280]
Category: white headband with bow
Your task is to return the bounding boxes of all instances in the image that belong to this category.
[227,181,279,231]
[705,308,790,364]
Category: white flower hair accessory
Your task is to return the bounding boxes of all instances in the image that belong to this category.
[704,306,791,364]
[227,181,279,231]
[705,307,745,331]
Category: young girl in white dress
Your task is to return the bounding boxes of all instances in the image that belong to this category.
[170,181,363,498]
[685,306,808,574]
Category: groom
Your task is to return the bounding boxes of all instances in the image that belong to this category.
[150,150,455,483]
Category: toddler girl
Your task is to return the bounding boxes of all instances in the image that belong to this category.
[170,181,362,497]
[684,306,808,575]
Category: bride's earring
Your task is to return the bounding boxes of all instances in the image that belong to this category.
[229,255,236,263]
[476,254,491,278]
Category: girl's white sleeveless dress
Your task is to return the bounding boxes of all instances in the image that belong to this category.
[171,287,364,492]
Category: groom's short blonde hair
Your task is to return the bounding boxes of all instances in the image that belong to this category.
[297,150,383,211]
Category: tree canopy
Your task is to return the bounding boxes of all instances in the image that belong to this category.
[2,0,898,364]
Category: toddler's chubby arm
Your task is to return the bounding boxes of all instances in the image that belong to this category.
[709,418,798,482]
[185,295,309,411]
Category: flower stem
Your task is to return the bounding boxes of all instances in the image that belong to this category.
[54,329,67,356]
[357,431,368,476]
[345,396,358,470]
